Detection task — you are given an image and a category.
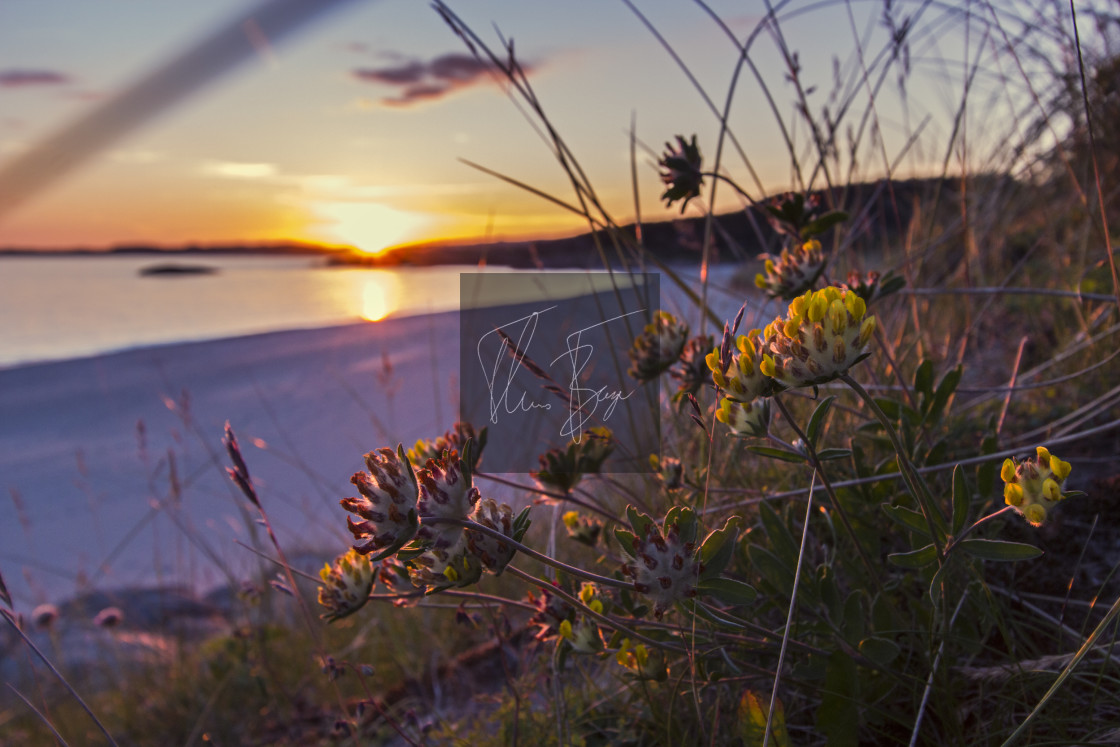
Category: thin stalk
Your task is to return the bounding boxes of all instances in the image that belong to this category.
[909,590,969,747]
[773,395,882,590]
[1,609,119,746]
[763,472,816,747]
[948,506,1016,550]
[6,683,72,747]
[505,565,680,653]
[1001,590,1120,746]
[426,517,632,590]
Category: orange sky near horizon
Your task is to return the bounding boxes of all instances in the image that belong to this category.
[0,0,1080,254]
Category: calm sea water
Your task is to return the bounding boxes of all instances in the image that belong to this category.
[0,255,476,368]
[0,255,750,369]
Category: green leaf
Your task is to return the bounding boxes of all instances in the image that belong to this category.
[665,505,698,546]
[806,396,835,448]
[951,464,969,536]
[843,591,866,642]
[697,577,758,606]
[740,690,792,747]
[614,528,638,558]
[816,650,859,746]
[397,443,418,492]
[747,446,806,464]
[747,545,794,595]
[925,365,962,425]
[512,506,532,543]
[759,502,799,568]
[459,437,474,487]
[859,637,901,666]
[800,210,849,238]
[874,397,902,419]
[626,505,654,539]
[888,544,938,569]
[977,434,999,495]
[914,360,934,398]
[958,539,1043,562]
[698,516,742,580]
[882,503,931,537]
[816,448,852,462]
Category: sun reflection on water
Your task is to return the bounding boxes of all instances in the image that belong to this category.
[357,269,400,322]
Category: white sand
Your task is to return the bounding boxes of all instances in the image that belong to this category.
[0,265,756,611]
[0,311,464,608]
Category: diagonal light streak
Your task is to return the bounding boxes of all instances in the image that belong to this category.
[0,0,369,220]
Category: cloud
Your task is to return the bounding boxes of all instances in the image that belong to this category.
[201,160,277,179]
[351,52,532,107]
[0,69,71,88]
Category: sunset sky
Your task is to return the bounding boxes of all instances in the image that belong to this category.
[0,0,1056,253]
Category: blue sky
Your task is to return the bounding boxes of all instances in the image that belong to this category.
[0,0,1071,251]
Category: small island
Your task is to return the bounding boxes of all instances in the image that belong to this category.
[138,263,218,277]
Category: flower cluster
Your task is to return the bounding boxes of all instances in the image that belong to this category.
[318,548,375,621]
[755,239,829,300]
[659,135,704,213]
[841,269,905,304]
[416,451,481,548]
[760,286,877,388]
[616,637,666,680]
[706,329,772,403]
[408,421,486,473]
[332,433,530,610]
[620,518,702,619]
[562,510,602,546]
[532,427,615,494]
[558,583,606,654]
[628,311,689,383]
[1002,446,1074,526]
[341,447,420,560]
[615,507,744,620]
[670,334,714,402]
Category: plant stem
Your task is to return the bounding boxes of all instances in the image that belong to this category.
[840,372,946,561]
[773,395,882,591]
[1,609,120,746]
[505,565,680,653]
[948,506,1016,550]
[427,517,632,590]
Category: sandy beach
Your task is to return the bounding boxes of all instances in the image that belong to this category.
[0,310,464,610]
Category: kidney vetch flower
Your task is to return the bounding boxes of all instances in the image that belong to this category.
[760,286,876,388]
[318,548,375,621]
[1002,446,1074,526]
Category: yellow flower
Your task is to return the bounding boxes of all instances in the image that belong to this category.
[715,396,770,438]
[1001,446,1074,526]
[628,311,689,382]
[755,238,829,300]
[318,548,375,622]
[707,329,772,403]
[760,286,876,388]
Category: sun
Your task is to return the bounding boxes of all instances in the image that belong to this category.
[314,201,430,255]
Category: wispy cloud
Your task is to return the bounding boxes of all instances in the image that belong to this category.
[0,69,71,89]
[201,160,277,179]
[351,52,533,108]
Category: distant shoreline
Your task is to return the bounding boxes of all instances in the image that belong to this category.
[0,175,956,267]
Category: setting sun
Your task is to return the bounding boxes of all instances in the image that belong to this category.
[314,201,431,255]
